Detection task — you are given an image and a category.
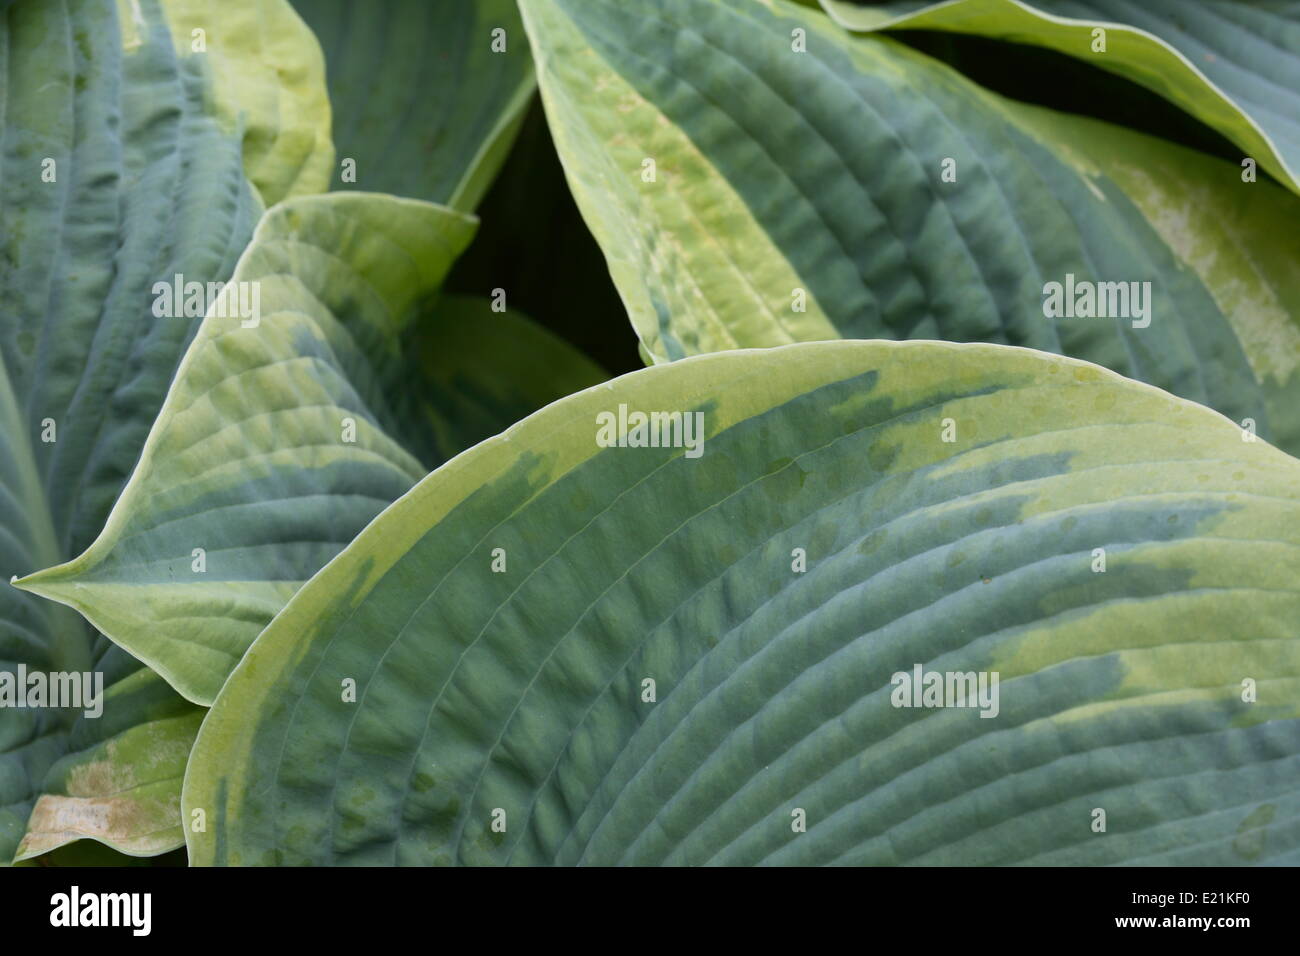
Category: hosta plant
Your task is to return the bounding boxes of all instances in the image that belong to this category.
[2,0,1297,867]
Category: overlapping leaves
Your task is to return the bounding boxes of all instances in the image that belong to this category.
[17,193,605,705]
[0,0,330,862]
[820,0,1300,195]
[289,0,536,209]
[7,0,1299,869]
[185,341,1300,865]
[520,0,1300,454]
[3,0,575,862]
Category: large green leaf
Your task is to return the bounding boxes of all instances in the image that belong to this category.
[15,193,608,707]
[518,0,1300,454]
[820,0,1300,195]
[183,340,1300,866]
[0,0,328,862]
[291,0,536,210]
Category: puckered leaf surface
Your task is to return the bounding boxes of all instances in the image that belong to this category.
[519,0,1300,453]
[0,0,330,862]
[16,194,607,706]
[185,341,1300,866]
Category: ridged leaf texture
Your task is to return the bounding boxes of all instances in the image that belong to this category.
[185,342,1300,866]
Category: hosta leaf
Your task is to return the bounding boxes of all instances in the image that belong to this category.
[0,0,328,861]
[12,644,202,862]
[1002,102,1300,455]
[291,0,535,210]
[184,341,1300,866]
[147,0,335,205]
[518,0,1300,454]
[412,294,611,462]
[16,193,607,707]
[819,0,1300,196]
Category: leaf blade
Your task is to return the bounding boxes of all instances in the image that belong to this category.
[519,0,1300,452]
[16,194,607,706]
[0,0,330,861]
[13,646,203,861]
[290,0,535,209]
[820,0,1300,195]
[183,340,1300,866]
